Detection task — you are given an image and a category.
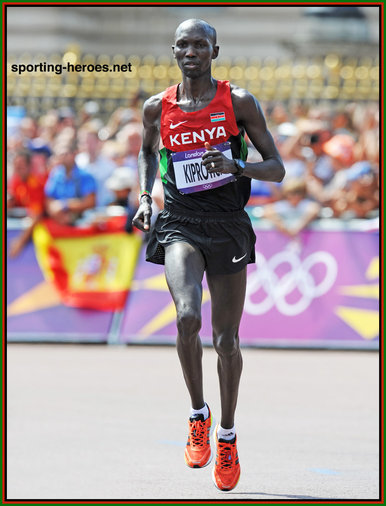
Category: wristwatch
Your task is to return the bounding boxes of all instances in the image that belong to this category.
[233,159,246,176]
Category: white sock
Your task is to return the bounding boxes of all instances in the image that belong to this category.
[190,403,209,420]
[217,424,236,441]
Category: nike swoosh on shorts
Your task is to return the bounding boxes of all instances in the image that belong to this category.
[232,253,247,263]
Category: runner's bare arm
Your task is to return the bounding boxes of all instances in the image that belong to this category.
[231,87,285,181]
[132,93,163,232]
[201,87,285,182]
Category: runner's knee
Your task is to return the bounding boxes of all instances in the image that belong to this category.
[212,328,240,356]
[176,306,202,339]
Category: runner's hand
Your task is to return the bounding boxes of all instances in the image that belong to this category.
[201,142,236,174]
[132,199,152,232]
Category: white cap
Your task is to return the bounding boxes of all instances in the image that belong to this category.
[106,167,137,191]
[277,122,298,137]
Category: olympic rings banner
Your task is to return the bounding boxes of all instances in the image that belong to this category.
[119,227,379,349]
[7,220,379,349]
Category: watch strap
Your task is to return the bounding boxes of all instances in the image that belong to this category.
[233,159,245,176]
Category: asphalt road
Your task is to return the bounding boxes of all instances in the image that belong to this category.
[6,344,380,502]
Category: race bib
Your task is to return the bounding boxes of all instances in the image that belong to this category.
[171,141,235,194]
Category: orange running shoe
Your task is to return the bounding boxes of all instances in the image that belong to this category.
[184,406,213,468]
[212,425,240,491]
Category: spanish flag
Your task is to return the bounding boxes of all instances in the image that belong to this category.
[33,218,142,311]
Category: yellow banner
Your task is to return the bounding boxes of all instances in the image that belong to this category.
[33,221,142,309]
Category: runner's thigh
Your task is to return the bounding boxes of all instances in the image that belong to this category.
[164,241,205,311]
[207,268,247,330]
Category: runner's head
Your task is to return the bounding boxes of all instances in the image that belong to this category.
[172,19,219,78]
[174,19,217,45]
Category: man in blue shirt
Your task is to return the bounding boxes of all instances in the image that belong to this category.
[45,139,97,225]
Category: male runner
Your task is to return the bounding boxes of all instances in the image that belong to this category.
[132,19,285,491]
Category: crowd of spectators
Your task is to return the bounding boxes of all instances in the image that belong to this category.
[7,99,379,256]
[249,101,379,235]
[7,102,146,256]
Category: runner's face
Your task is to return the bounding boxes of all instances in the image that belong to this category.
[173,26,218,78]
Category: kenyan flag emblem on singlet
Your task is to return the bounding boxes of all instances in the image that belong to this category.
[210,112,226,123]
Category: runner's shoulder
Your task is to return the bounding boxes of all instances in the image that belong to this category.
[230,84,258,108]
[143,91,164,124]
[230,84,261,122]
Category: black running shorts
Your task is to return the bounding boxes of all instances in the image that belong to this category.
[146,205,256,275]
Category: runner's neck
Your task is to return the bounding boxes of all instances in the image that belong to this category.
[178,76,217,107]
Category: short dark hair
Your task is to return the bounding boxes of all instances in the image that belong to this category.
[175,19,217,45]
[15,148,31,164]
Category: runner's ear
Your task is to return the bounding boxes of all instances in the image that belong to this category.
[212,45,219,60]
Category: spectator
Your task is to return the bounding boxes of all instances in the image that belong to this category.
[76,121,116,206]
[19,117,38,143]
[27,137,52,175]
[263,178,321,238]
[98,107,140,142]
[105,166,138,232]
[269,103,290,126]
[330,107,355,136]
[6,101,379,231]
[101,140,127,167]
[45,139,97,226]
[116,123,142,170]
[247,137,282,205]
[352,104,379,165]
[297,121,334,185]
[306,134,356,210]
[275,122,306,179]
[37,112,59,146]
[330,162,379,219]
[8,149,46,215]
[106,166,137,207]
[79,101,100,127]
[7,149,46,257]
[271,117,334,186]
[56,107,76,132]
